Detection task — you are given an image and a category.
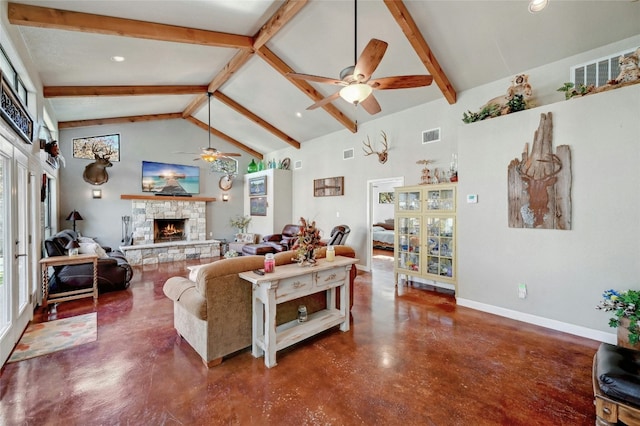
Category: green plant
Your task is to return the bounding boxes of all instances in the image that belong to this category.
[506,94,526,113]
[462,103,502,123]
[596,289,640,344]
[229,215,251,233]
[557,82,595,100]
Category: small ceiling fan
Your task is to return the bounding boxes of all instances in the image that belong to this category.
[287,1,433,115]
[192,92,241,163]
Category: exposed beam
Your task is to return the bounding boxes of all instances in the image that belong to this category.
[256,46,357,133]
[213,92,301,150]
[383,0,457,104]
[58,113,183,129]
[44,85,207,98]
[253,0,308,50]
[7,2,253,49]
[185,116,263,160]
[182,50,254,118]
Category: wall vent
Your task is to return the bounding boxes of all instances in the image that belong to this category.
[422,128,441,144]
[571,48,634,88]
[294,160,302,169]
[343,148,354,160]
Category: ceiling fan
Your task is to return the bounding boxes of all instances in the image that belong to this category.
[287,1,433,115]
[194,92,241,163]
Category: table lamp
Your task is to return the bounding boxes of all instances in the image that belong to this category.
[65,240,80,256]
[66,210,83,232]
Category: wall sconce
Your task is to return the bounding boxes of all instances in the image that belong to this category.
[92,189,102,199]
[222,193,229,202]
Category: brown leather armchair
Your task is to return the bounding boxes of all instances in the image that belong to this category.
[262,224,299,252]
[44,230,133,294]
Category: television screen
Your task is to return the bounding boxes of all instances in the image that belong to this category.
[141,161,200,195]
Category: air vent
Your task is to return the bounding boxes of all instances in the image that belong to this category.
[422,128,440,144]
[343,148,354,160]
[571,48,634,88]
[294,160,302,170]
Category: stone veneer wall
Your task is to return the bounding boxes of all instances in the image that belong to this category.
[132,199,206,245]
[121,199,219,265]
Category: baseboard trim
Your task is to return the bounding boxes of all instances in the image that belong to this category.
[456,297,616,344]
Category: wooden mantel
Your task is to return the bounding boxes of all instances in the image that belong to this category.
[121,194,216,202]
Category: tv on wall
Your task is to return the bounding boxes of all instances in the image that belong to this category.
[141,161,200,195]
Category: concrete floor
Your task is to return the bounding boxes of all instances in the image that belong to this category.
[0,250,600,425]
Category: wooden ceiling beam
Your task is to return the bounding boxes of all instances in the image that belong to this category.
[185,116,263,160]
[383,0,457,104]
[7,2,253,49]
[213,92,301,149]
[58,112,183,129]
[256,46,357,133]
[44,85,207,98]
[253,0,308,50]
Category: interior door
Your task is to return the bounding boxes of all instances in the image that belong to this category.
[0,138,12,364]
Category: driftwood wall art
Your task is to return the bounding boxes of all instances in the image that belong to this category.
[508,112,572,229]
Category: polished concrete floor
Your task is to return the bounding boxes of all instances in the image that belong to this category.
[1,250,600,425]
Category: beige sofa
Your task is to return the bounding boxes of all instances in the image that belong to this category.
[163,245,357,367]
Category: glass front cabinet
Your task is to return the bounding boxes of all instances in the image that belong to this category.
[394,183,457,288]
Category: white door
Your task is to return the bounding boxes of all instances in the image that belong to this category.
[0,137,32,366]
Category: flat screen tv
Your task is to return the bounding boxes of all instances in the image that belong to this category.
[141,161,200,195]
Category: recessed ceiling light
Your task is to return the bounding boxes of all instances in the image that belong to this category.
[295,112,302,118]
[528,0,548,13]
[110,56,125,62]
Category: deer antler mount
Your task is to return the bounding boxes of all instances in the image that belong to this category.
[362,131,389,164]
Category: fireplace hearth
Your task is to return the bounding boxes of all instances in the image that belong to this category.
[154,219,187,243]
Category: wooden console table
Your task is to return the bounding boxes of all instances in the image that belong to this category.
[239,256,358,368]
[39,254,98,307]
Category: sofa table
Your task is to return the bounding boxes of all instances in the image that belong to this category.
[40,254,98,307]
[239,256,358,368]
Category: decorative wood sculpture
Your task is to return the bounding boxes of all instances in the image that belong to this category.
[508,112,572,229]
[362,131,389,164]
[83,145,114,185]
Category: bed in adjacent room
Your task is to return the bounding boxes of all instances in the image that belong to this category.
[372,222,395,251]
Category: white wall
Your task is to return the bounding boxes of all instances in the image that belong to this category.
[58,119,250,249]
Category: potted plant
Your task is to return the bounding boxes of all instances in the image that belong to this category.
[229,215,252,234]
[596,289,640,348]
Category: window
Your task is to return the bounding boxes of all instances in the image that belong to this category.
[0,44,28,107]
[571,49,634,88]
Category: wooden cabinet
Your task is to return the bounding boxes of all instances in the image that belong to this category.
[243,168,292,236]
[394,183,457,289]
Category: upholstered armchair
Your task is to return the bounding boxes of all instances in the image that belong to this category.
[320,225,351,246]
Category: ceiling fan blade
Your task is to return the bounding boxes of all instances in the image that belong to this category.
[360,93,382,115]
[307,91,342,110]
[369,75,433,90]
[353,39,388,82]
[288,72,345,86]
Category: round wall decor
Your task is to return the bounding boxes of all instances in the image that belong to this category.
[219,175,233,190]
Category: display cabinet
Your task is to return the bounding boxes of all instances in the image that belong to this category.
[394,183,457,289]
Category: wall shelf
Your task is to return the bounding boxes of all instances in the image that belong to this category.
[120,194,216,202]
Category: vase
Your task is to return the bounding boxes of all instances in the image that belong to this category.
[247,159,258,173]
[617,318,640,350]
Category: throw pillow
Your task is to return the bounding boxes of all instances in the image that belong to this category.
[78,242,109,259]
[187,265,207,282]
[78,236,96,244]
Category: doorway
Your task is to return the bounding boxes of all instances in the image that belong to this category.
[367,177,404,273]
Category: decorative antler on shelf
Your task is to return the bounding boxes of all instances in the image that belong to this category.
[362,131,389,164]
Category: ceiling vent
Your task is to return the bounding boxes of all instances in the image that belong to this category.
[422,128,440,144]
[571,48,634,88]
[343,148,354,160]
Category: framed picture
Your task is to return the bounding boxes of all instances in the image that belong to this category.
[210,157,238,175]
[72,134,121,161]
[314,176,344,197]
[250,197,267,216]
[249,176,267,196]
[379,192,394,204]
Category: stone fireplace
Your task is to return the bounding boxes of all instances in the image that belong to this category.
[154,218,187,243]
[119,195,220,265]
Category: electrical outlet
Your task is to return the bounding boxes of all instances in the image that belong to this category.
[518,283,527,299]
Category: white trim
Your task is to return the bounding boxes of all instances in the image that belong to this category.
[456,297,616,344]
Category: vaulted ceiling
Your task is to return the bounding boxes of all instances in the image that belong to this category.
[4,0,639,160]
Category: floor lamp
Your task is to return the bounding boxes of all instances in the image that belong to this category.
[66,210,84,233]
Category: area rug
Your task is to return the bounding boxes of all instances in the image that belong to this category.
[8,312,97,363]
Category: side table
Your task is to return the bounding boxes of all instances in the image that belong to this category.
[39,254,99,307]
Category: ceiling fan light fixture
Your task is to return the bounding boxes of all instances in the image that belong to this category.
[340,83,372,104]
[528,0,548,13]
[201,152,218,162]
